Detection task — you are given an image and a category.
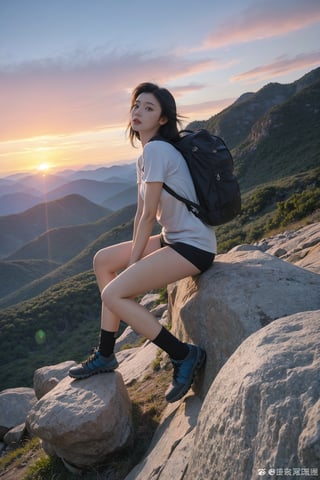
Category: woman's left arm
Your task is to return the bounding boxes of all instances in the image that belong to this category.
[129,181,162,265]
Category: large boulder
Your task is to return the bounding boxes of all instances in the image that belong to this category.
[3,423,26,447]
[0,387,37,432]
[185,311,320,480]
[168,247,320,396]
[26,372,132,467]
[33,360,76,399]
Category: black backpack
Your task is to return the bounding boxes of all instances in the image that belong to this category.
[162,129,241,226]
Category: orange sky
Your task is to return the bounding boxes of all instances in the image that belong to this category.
[1,0,319,176]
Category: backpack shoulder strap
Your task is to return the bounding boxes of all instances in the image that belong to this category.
[149,133,201,214]
[163,183,200,216]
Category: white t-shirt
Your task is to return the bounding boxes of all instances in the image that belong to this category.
[137,140,217,254]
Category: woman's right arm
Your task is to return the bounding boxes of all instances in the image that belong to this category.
[133,185,143,243]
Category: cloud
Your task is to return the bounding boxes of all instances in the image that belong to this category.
[0,50,214,141]
[230,51,320,83]
[180,98,235,121]
[169,83,206,97]
[202,0,320,49]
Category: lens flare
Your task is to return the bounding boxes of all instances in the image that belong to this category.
[35,329,46,345]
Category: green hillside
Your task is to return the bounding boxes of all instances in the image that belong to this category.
[0,259,59,298]
[235,78,320,190]
[215,167,320,252]
[0,270,101,389]
[196,66,320,150]
[7,203,137,263]
[0,211,138,309]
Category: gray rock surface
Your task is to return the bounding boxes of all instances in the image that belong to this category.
[118,340,159,385]
[185,311,320,480]
[26,372,132,467]
[3,423,26,446]
[255,222,320,274]
[125,394,202,480]
[0,387,37,430]
[33,360,76,399]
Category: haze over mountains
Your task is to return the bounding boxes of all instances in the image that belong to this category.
[0,163,136,216]
[0,194,110,257]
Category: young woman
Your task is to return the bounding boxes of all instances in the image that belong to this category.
[69,82,217,403]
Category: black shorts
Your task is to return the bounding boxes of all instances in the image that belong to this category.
[160,234,215,273]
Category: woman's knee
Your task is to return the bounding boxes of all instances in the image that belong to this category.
[93,247,112,273]
[93,248,102,273]
[101,282,118,311]
[93,241,132,274]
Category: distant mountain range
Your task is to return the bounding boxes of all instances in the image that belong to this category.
[0,194,110,257]
[0,163,136,215]
[0,203,139,309]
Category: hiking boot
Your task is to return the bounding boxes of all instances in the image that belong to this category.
[165,344,206,403]
[69,350,119,379]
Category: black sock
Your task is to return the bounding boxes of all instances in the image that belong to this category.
[98,329,117,357]
[152,327,189,361]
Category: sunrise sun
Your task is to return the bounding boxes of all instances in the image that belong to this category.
[38,163,50,172]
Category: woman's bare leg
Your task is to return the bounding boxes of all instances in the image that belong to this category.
[70,242,205,403]
[101,246,200,340]
[93,234,162,332]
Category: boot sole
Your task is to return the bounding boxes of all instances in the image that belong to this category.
[69,365,118,379]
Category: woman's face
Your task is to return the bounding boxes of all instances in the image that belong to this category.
[131,92,167,139]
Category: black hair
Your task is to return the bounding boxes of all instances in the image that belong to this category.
[127,82,183,146]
